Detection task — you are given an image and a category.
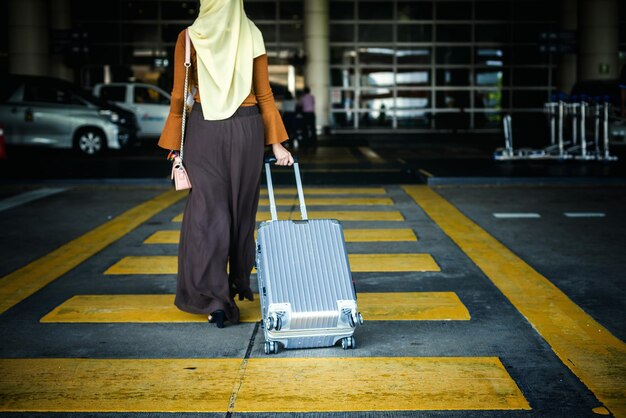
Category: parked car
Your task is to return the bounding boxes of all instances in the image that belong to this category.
[0,75,140,155]
[93,82,170,139]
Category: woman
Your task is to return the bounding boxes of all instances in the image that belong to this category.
[157,0,293,328]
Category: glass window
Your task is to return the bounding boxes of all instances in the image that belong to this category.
[330,24,354,42]
[279,1,303,20]
[397,24,432,42]
[332,111,355,128]
[476,48,506,66]
[134,86,170,105]
[359,89,393,128]
[396,90,430,108]
[99,85,127,102]
[330,47,357,65]
[436,47,471,64]
[358,47,394,65]
[162,24,186,42]
[279,23,302,40]
[475,1,510,20]
[245,2,276,20]
[474,91,506,128]
[510,45,548,64]
[329,1,355,20]
[120,1,157,20]
[513,68,549,86]
[71,0,118,20]
[331,68,356,87]
[436,69,471,86]
[397,1,433,20]
[436,25,472,42]
[475,70,504,87]
[396,90,431,127]
[512,90,549,108]
[475,24,510,42]
[121,24,159,43]
[257,24,276,43]
[397,48,431,65]
[358,1,393,20]
[360,68,395,87]
[436,91,471,108]
[23,84,70,104]
[435,109,470,129]
[358,24,393,43]
[511,1,557,21]
[512,23,555,43]
[436,2,472,20]
[161,1,198,20]
[82,23,120,43]
[396,69,430,86]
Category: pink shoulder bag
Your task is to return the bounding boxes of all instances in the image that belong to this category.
[171,28,193,191]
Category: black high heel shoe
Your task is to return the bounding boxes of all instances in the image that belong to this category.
[208,310,225,328]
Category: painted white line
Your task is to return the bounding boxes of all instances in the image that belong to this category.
[0,188,68,212]
[493,213,541,219]
[564,212,606,218]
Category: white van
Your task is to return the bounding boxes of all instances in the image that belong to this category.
[93,83,170,139]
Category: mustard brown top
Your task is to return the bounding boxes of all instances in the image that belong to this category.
[157,29,289,151]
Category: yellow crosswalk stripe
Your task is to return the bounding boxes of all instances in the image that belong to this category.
[0,357,528,412]
[144,229,418,244]
[104,254,439,275]
[0,190,186,315]
[173,211,405,222]
[235,357,529,412]
[358,146,386,164]
[260,187,386,195]
[258,197,393,206]
[404,185,626,416]
[40,292,469,323]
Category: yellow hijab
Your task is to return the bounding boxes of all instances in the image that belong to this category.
[188,0,265,120]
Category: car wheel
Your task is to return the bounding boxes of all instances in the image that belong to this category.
[74,128,106,156]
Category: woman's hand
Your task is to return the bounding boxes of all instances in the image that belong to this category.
[272,142,294,166]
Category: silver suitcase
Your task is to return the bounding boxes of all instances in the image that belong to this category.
[256,156,364,354]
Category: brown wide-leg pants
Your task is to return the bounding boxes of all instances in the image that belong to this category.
[175,103,264,324]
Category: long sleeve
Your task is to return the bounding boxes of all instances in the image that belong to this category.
[157,31,186,151]
[252,54,289,146]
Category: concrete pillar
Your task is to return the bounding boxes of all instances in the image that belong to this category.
[50,0,74,81]
[557,0,577,94]
[577,0,619,80]
[8,0,49,76]
[303,0,330,133]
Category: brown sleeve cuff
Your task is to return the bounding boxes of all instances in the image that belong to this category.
[261,109,289,145]
[157,113,182,150]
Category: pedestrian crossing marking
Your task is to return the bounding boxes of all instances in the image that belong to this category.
[0,357,528,412]
[261,187,386,195]
[235,357,529,412]
[0,358,239,412]
[173,211,405,222]
[40,292,468,323]
[258,197,394,206]
[358,146,386,164]
[144,229,418,244]
[104,254,439,275]
[403,185,626,416]
[0,190,186,315]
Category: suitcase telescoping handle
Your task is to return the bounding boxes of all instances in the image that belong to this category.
[264,155,308,221]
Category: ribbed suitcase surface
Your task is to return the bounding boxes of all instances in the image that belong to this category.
[256,157,363,354]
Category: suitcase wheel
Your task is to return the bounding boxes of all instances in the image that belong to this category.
[341,336,356,350]
[266,315,282,331]
[264,341,279,355]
